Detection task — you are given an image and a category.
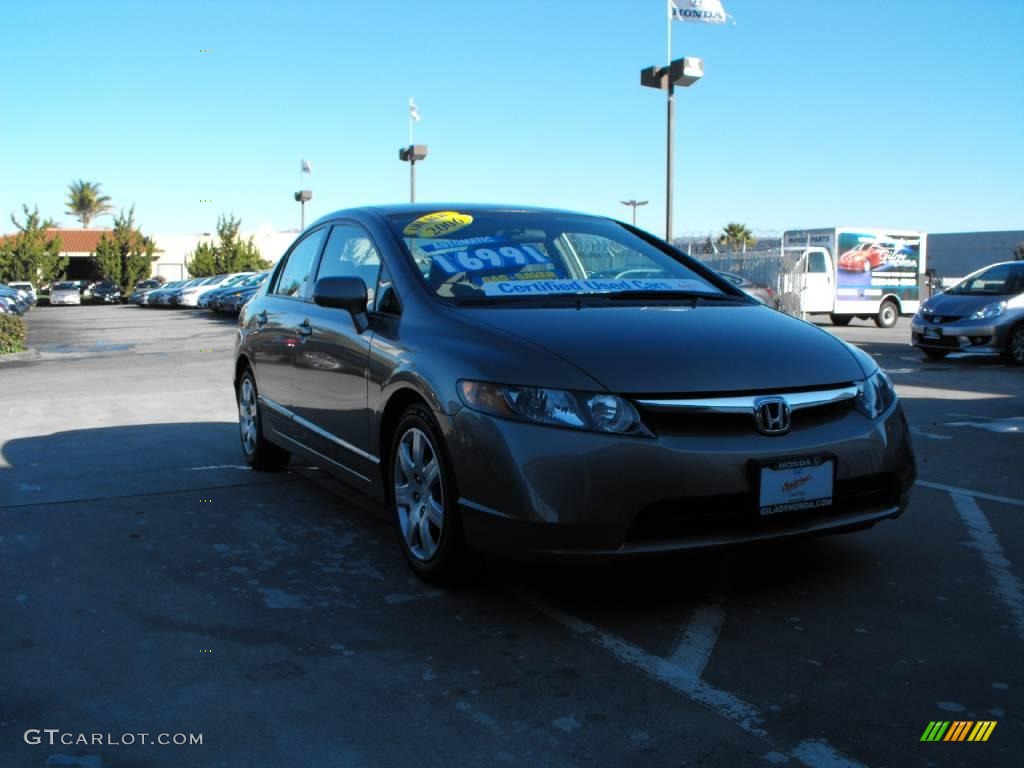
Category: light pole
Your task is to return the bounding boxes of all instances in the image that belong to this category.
[399,145,428,203]
[620,199,649,227]
[294,190,311,230]
[640,56,703,243]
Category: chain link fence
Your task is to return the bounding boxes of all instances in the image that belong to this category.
[687,246,806,316]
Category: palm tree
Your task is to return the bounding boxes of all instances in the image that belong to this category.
[718,222,757,253]
[65,180,114,228]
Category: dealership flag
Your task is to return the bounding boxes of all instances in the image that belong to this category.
[301,159,312,174]
[671,0,731,24]
[409,98,421,122]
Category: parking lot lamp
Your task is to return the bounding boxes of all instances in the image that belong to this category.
[399,145,428,203]
[640,56,703,242]
[620,200,649,227]
[294,190,312,230]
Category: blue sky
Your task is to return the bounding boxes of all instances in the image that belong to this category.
[1,0,1021,240]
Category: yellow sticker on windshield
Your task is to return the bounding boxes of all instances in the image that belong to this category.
[403,211,473,238]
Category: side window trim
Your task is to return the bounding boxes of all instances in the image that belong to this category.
[372,262,402,316]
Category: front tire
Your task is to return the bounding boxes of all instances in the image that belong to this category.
[1003,323,1024,366]
[237,368,291,470]
[875,300,899,328]
[389,405,469,584]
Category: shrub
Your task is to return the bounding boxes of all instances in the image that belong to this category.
[0,313,27,354]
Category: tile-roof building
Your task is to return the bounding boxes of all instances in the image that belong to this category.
[1,226,298,280]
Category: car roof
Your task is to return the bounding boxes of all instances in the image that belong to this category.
[307,203,608,231]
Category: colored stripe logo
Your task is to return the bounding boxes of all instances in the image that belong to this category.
[921,721,996,742]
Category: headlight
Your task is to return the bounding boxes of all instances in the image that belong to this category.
[855,369,898,420]
[458,381,651,437]
[968,301,1006,320]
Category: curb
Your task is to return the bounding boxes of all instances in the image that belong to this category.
[0,348,41,363]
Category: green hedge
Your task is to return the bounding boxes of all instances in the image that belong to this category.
[0,313,27,354]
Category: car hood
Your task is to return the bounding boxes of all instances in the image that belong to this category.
[923,292,1012,315]
[458,304,866,394]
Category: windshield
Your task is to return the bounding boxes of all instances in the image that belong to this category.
[54,282,77,290]
[387,210,729,303]
[240,273,267,288]
[947,263,1024,296]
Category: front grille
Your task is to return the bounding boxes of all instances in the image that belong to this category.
[624,473,901,543]
[914,333,961,348]
[923,314,963,324]
[641,399,855,437]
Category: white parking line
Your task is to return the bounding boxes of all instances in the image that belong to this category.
[520,593,868,768]
[909,427,952,441]
[950,493,1024,644]
[668,602,726,679]
[792,739,869,768]
[916,481,1024,508]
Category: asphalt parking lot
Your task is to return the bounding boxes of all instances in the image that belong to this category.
[1,305,1022,768]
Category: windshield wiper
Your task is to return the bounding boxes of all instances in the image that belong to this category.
[452,292,584,306]
[600,290,751,303]
[452,290,752,306]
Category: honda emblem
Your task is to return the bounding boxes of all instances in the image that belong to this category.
[754,397,791,435]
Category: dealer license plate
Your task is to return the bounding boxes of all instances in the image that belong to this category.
[759,458,834,516]
[923,327,941,340]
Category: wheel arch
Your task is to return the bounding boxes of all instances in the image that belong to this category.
[378,386,434,482]
[880,294,903,314]
[234,353,254,395]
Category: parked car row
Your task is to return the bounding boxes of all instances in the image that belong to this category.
[0,281,36,315]
[130,271,270,314]
[43,279,129,305]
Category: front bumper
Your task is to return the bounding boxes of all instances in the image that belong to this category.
[49,295,80,305]
[447,401,915,556]
[911,318,1007,354]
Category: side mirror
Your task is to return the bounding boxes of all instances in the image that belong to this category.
[312,277,369,332]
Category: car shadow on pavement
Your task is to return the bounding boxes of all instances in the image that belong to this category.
[0,421,882,613]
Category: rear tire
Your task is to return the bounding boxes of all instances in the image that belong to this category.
[1003,323,1024,366]
[874,300,899,328]
[922,349,949,360]
[388,404,471,584]
[237,368,291,470]
[830,314,852,326]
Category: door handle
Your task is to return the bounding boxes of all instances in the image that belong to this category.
[297,319,313,337]
[255,310,268,326]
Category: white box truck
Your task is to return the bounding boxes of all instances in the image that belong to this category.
[781,228,926,328]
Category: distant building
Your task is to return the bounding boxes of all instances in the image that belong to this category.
[151,225,297,280]
[0,226,298,281]
[925,230,1024,279]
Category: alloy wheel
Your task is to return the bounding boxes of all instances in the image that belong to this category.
[393,427,445,561]
[239,377,258,455]
[1012,326,1024,363]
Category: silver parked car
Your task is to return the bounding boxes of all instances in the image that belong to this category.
[234,205,916,582]
[912,261,1024,364]
[49,281,82,306]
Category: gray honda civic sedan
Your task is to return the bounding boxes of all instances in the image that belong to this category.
[234,205,915,581]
